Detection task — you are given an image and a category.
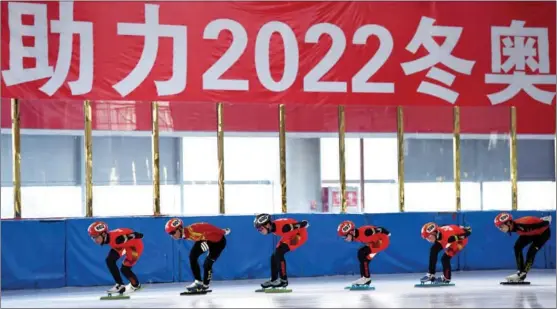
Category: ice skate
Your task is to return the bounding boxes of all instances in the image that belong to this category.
[180,280,211,295]
[344,276,375,291]
[434,275,451,284]
[270,278,288,288]
[256,278,291,293]
[351,276,372,286]
[100,283,130,300]
[125,283,142,294]
[420,273,435,283]
[506,271,527,283]
[186,280,207,292]
[106,283,126,295]
[260,279,278,289]
[415,273,455,287]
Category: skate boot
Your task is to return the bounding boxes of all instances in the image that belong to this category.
[270,278,288,288]
[107,283,126,295]
[351,276,372,287]
[186,280,206,292]
[506,271,527,283]
[260,279,276,289]
[435,275,451,284]
[125,283,142,294]
[420,273,435,283]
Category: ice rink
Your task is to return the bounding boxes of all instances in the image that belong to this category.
[2,270,555,308]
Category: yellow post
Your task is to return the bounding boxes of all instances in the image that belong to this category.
[217,103,225,214]
[510,106,518,211]
[279,104,287,213]
[152,101,161,216]
[453,106,461,211]
[338,105,347,213]
[84,100,93,217]
[396,106,405,212]
[11,99,21,219]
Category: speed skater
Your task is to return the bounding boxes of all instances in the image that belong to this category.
[165,218,231,292]
[420,222,471,284]
[254,213,309,290]
[494,212,552,282]
[87,221,144,295]
[337,220,391,286]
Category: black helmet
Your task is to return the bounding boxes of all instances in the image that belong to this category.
[254,213,271,228]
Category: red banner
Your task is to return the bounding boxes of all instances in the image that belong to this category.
[1,1,555,133]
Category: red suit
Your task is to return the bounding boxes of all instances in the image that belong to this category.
[107,228,144,267]
[272,218,308,251]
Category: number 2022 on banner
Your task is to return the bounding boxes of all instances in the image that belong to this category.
[202,19,394,94]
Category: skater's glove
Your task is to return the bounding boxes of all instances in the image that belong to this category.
[223,228,231,235]
[541,216,552,223]
[200,241,209,252]
[131,232,144,239]
[301,220,309,229]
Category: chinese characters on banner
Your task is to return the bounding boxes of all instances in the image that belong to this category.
[0,1,555,133]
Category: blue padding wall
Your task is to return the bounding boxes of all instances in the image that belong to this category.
[1,220,66,289]
[1,211,555,290]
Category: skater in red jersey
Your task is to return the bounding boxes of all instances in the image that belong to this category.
[254,213,309,290]
[494,212,551,283]
[337,220,391,287]
[165,218,230,292]
[87,221,144,295]
[420,222,471,284]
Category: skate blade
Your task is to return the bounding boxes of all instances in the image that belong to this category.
[414,282,455,288]
[180,289,212,295]
[100,294,130,300]
[345,285,375,291]
[257,287,292,293]
[500,281,530,285]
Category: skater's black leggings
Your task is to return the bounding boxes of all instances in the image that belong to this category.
[514,228,550,273]
[190,236,227,285]
[106,249,139,287]
[428,242,453,280]
[358,246,372,278]
[271,243,290,281]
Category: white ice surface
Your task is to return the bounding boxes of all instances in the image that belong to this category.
[1,270,555,308]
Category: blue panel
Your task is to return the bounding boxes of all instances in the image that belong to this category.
[461,210,556,271]
[1,220,66,289]
[65,217,175,286]
[175,216,274,282]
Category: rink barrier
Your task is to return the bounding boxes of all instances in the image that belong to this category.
[1,210,555,290]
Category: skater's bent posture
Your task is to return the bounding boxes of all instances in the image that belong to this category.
[494,212,551,282]
[87,221,144,295]
[254,214,309,289]
[337,220,391,287]
[165,218,230,292]
[420,222,471,284]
